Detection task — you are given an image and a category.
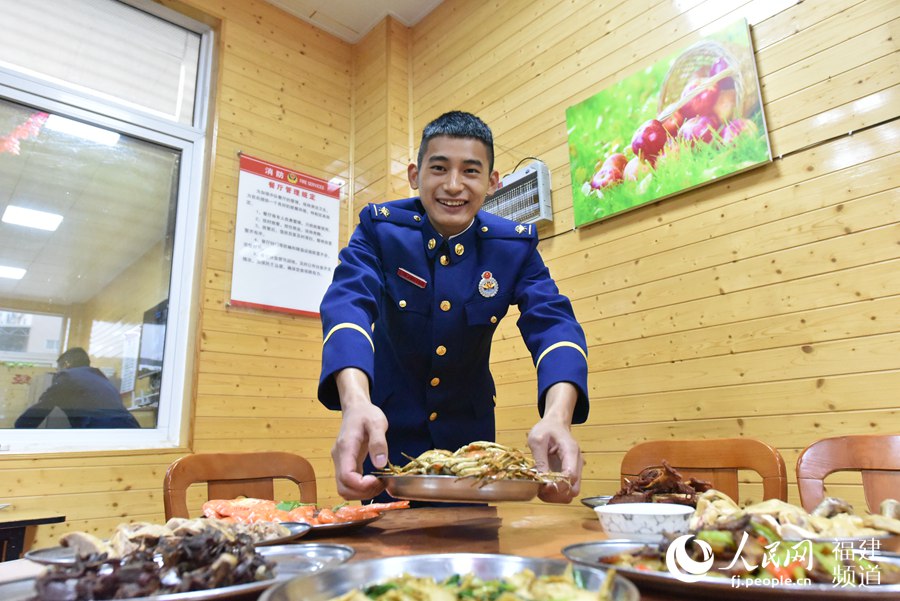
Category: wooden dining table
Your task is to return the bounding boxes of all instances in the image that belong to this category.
[2,503,893,599]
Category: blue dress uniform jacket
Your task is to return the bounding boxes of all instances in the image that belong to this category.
[318,197,589,474]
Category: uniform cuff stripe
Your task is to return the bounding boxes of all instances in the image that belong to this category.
[323,323,375,352]
[535,341,587,370]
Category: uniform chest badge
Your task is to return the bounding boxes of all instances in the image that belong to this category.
[478,271,499,298]
[397,267,427,288]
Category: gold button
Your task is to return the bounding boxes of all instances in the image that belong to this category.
[399,300,407,308]
[490,316,497,324]
[454,243,464,256]
[414,215,421,221]
[440,300,451,311]
[428,238,436,250]
[481,226,488,232]
[440,255,449,266]
[429,412,438,421]
[435,345,447,356]
[430,377,440,387]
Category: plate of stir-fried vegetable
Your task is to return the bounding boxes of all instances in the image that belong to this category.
[259,553,639,601]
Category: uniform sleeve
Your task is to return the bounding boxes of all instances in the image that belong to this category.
[512,242,589,424]
[317,208,384,409]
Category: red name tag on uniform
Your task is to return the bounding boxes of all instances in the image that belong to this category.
[397,267,427,288]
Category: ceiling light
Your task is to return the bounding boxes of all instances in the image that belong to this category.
[0,265,26,280]
[2,205,63,231]
[45,114,120,145]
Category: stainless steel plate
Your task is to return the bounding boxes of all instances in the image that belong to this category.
[581,495,614,508]
[379,474,540,502]
[24,522,313,565]
[305,514,381,535]
[563,540,900,599]
[255,521,312,546]
[23,545,78,566]
[4,543,354,601]
[259,552,640,601]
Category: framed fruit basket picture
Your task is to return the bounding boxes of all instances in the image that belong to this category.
[566,18,771,227]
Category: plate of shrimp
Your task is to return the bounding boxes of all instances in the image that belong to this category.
[202,498,409,534]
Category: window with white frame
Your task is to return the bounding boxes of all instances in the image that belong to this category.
[0,0,212,452]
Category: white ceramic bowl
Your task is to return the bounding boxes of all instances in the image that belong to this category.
[594,502,693,542]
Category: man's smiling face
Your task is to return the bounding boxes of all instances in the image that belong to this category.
[408,135,499,239]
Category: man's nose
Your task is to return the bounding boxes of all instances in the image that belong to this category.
[445,170,464,193]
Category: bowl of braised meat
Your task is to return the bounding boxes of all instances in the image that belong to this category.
[610,460,712,507]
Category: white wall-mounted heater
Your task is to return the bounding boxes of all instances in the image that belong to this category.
[482,160,552,224]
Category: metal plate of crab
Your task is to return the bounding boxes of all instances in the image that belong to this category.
[379,474,541,502]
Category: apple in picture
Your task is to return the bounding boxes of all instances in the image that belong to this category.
[709,56,735,90]
[661,110,684,137]
[623,156,652,181]
[589,152,628,189]
[590,166,623,190]
[600,152,628,173]
[680,78,720,119]
[679,115,719,145]
[631,119,667,162]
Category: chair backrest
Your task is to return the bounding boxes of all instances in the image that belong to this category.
[163,451,317,519]
[796,434,900,513]
[620,438,788,502]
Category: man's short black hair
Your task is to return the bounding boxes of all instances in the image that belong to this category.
[417,111,494,172]
[58,347,90,369]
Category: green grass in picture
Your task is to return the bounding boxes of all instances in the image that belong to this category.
[566,18,771,228]
[571,117,769,226]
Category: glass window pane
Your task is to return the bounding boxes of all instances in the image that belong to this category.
[0,0,201,126]
[0,310,63,356]
[0,97,178,429]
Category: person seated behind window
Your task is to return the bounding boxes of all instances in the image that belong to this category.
[14,347,140,429]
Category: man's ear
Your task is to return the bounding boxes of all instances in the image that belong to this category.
[487,169,500,195]
[407,163,419,190]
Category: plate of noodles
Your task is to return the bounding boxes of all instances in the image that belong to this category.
[376,441,568,503]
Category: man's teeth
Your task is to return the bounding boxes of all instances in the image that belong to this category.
[440,199,465,207]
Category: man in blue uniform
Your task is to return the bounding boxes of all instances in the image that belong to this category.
[318,111,589,503]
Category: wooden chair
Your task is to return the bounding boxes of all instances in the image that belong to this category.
[620,438,788,502]
[796,434,900,513]
[163,451,317,520]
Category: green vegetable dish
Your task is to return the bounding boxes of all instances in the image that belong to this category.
[328,566,614,601]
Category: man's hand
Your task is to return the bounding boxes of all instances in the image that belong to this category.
[528,382,584,503]
[331,368,388,499]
